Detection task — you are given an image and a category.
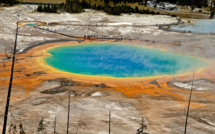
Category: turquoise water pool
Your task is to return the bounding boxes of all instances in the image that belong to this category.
[26,23,37,26]
[45,43,206,78]
[170,19,215,33]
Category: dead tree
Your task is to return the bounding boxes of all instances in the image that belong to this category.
[12,124,17,134]
[67,91,71,134]
[8,122,13,134]
[13,125,17,134]
[4,48,12,59]
[19,122,26,134]
[109,110,111,134]
[5,48,8,59]
[184,71,195,134]
[2,22,18,134]
[75,113,82,134]
[67,77,73,134]
[136,117,148,134]
[54,115,56,134]
[8,121,17,134]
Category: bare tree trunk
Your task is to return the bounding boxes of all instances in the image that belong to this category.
[2,22,18,134]
[75,113,82,134]
[54,115,56,134]
[184,71,195,134]
[109,110,111,134]
[67,91,71,134]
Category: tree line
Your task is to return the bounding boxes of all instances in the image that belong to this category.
[0,0,19,6]
[36,0,214,16]
[37,0,160,15]
[37,4,58,13]
[92,4,159,15]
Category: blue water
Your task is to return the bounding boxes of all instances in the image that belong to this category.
[170,20,215,33]
[45,43,206,78]
[26,23,36,26]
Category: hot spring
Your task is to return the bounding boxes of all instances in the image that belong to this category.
[170,19,215,33]
[45,43,206,78]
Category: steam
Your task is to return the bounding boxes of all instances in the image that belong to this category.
[171,19,215,33]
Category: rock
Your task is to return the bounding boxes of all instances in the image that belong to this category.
[91,92,102,97]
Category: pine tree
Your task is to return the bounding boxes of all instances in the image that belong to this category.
[210,10,214,18]
[37,3,42,12]
[135,6,139,13]
[66,0,70,6]
[47,4,51,12]
[104,0,109,5]
[53,4,58,13]
[43,5,47,12]
[123,0,126,5]
[145,0,148,6]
